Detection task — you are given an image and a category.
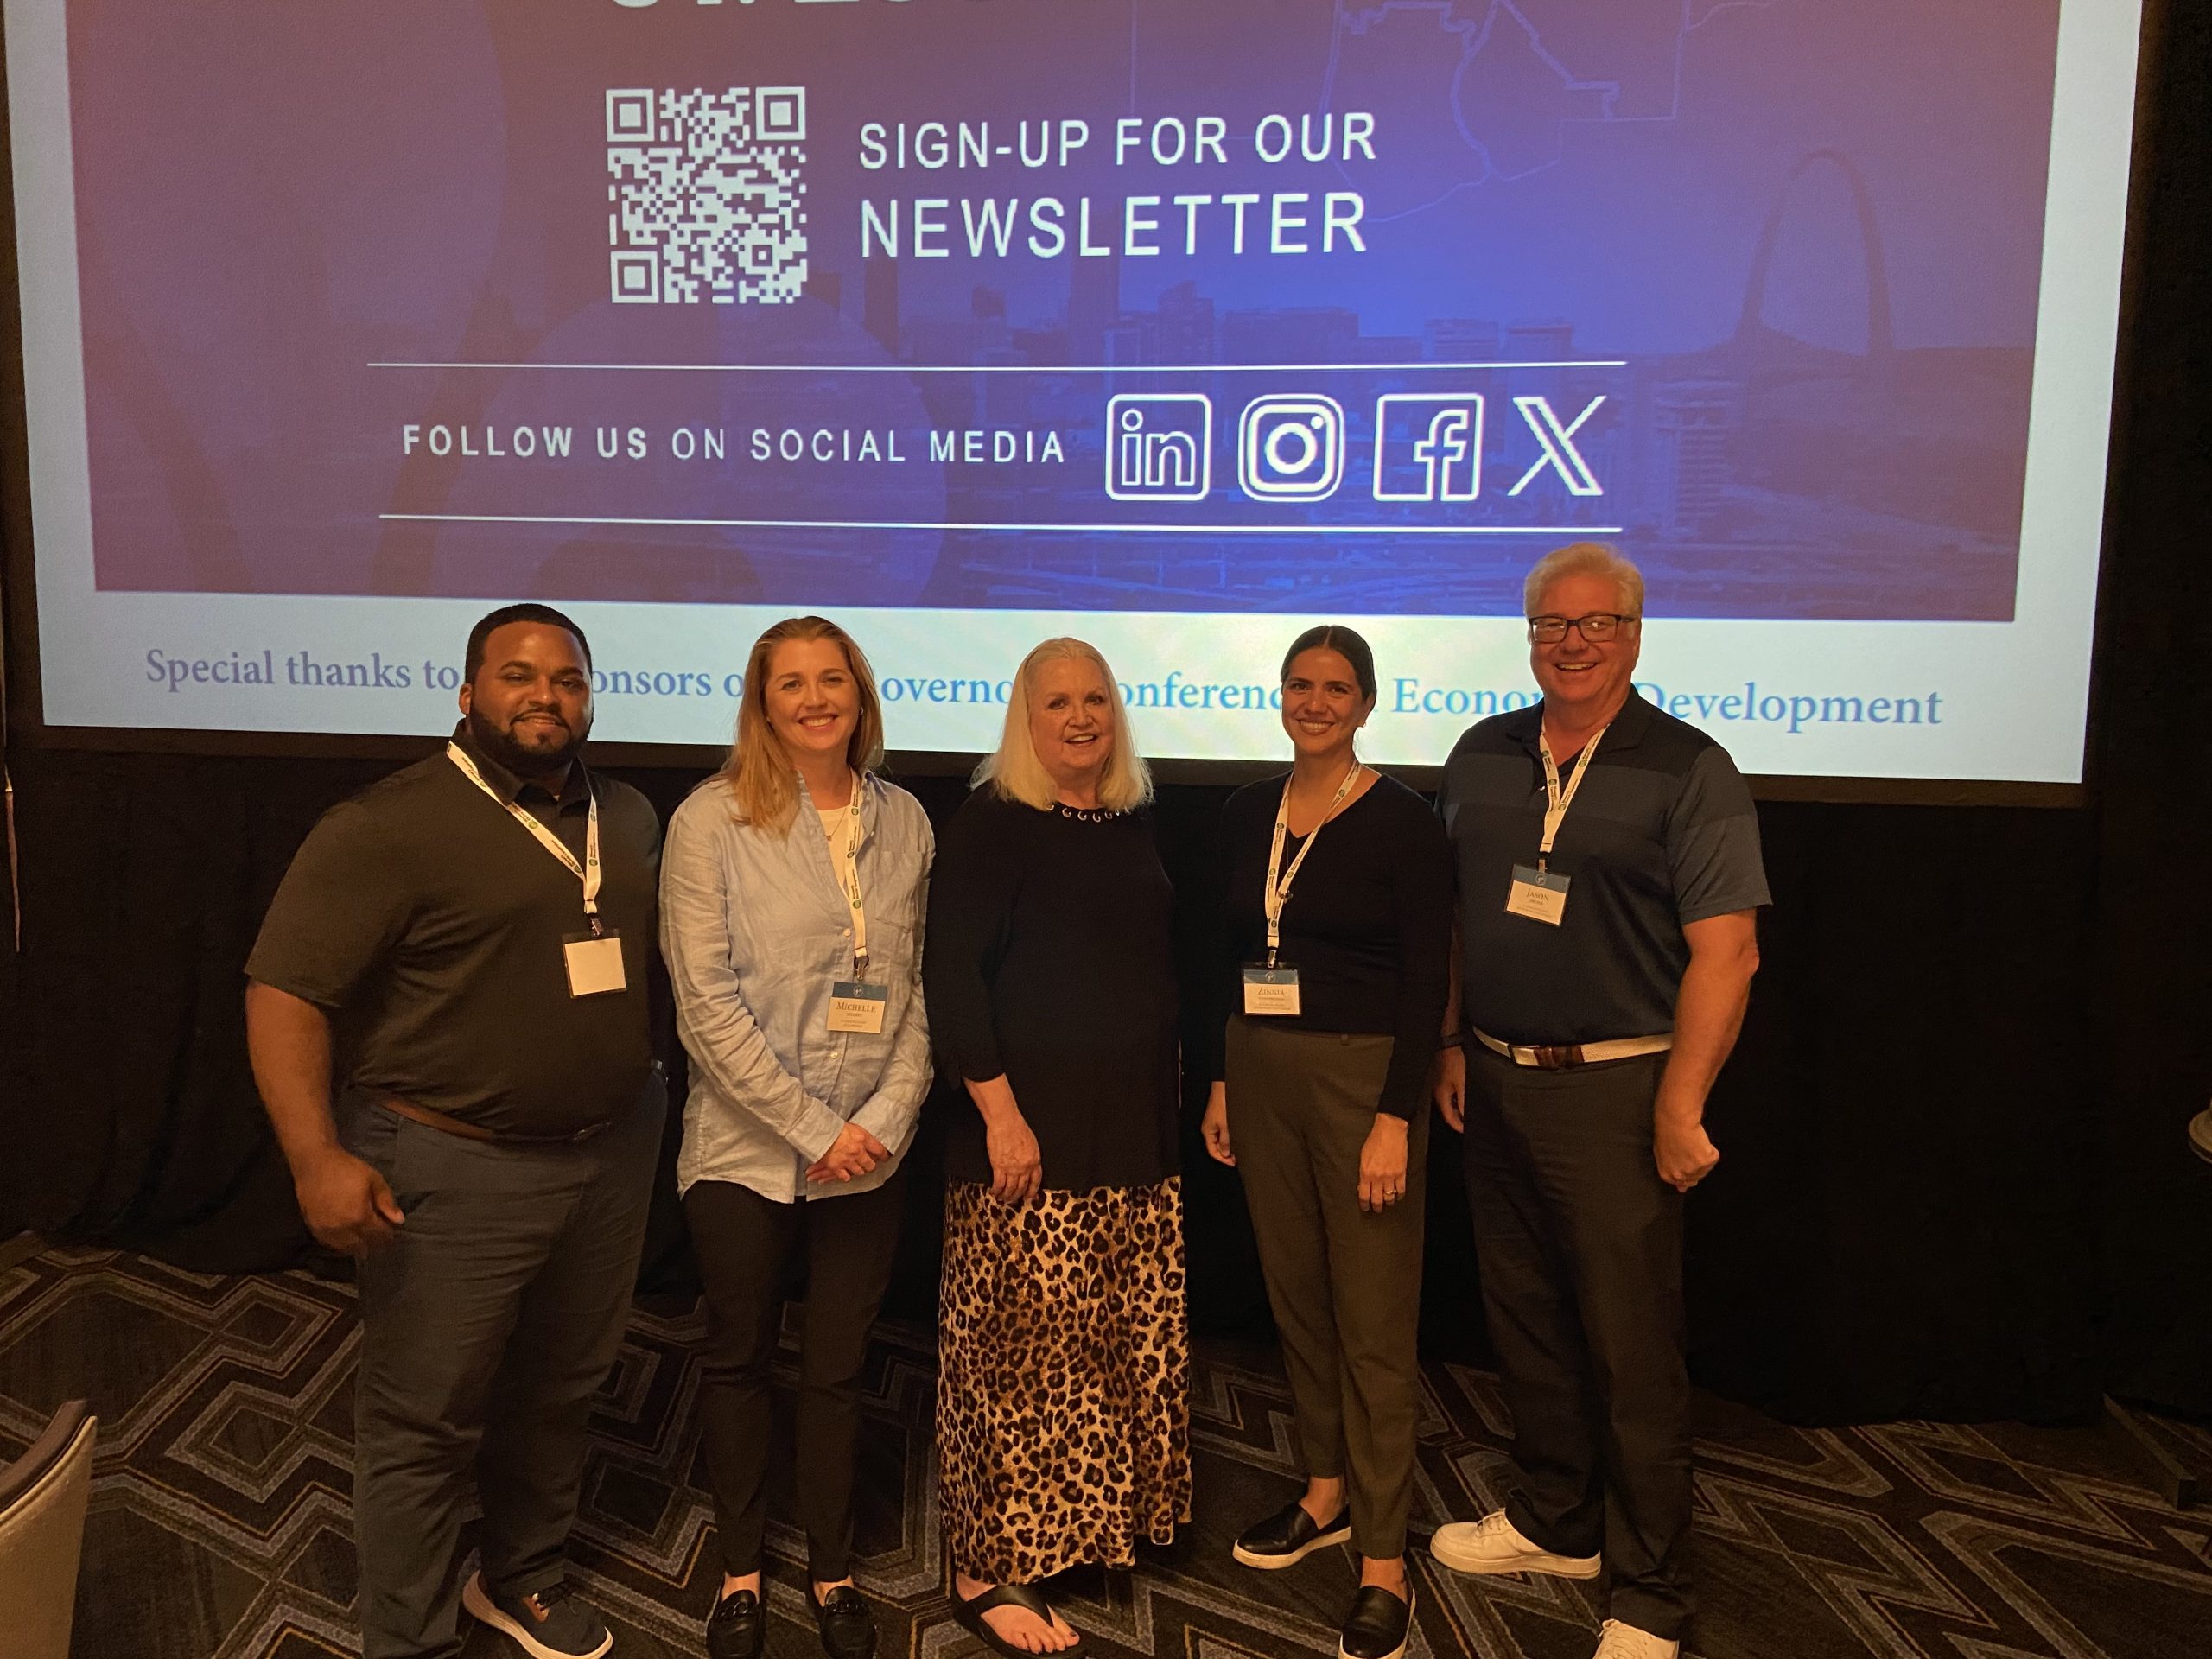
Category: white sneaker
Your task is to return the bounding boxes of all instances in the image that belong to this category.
[1428,1510,1602,1579]
[1592,1619,1679,1657]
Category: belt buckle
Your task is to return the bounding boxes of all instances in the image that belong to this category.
[1535,1045,1580,1071]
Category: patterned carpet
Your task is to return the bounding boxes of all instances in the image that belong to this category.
[3,1243,2209,1659]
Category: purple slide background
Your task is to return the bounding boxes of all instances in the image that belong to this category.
[64,0,2062,618]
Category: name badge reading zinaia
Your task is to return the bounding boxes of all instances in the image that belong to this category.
[1243,965,1302,1016]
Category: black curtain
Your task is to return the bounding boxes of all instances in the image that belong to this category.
[3,4,2207,1427]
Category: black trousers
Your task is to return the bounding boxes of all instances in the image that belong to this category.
[1461,1045,1691,1641]
[683,1169,907,1582]
[342,1078,664,1659]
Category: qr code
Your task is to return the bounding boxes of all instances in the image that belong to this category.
[606,86,808,306]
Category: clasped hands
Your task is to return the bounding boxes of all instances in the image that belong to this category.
[806,1121,892,1185]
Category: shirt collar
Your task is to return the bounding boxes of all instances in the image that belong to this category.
[1509,687,1654,758]
[450,721,590,809]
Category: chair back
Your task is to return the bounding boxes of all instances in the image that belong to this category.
[0,1400,98,1659]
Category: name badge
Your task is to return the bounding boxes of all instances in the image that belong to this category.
[563,931,627,997]
[1505,865,1572,926]
[1243,965,1302,1016]
[828,981,888,1034]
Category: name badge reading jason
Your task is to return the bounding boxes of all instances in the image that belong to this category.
[1243,966,1302,1016]
[828,981,888,1035]
[563,931,628,997]
[1505,865,1572,926]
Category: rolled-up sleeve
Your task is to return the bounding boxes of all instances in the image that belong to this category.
[661,801,848,1162]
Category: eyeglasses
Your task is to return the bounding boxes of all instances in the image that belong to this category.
[1527,613,1638,645]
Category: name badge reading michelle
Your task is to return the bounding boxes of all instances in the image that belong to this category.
[1505,865,1572,926]
[563,931,628,997]
[828,981,888,1035]
[1243,966,1302,1016]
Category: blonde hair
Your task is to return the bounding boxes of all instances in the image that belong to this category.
[976,637,1154,812]
[718,616,887,833]
[1523,541,1646,618]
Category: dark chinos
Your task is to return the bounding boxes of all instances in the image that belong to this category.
[1436,691,1769,1642]
[343,1080,664,1650]
[659,772,937,1586]
[1207,775,1452,1561]
[247,727,664,1659]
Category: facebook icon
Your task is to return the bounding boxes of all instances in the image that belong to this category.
[1104,394,1213,502]
[1372,394,1485,503]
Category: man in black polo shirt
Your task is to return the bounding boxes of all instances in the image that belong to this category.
[1427,544,1767,1659]
[246,604,663,1659]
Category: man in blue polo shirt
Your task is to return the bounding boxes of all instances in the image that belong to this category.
[1427,543,1767,1659]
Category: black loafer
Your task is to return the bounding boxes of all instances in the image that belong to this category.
[1231,1500,1353,1568]
[1338,1581,1414,1659]
[707,1587,765,1659]
[815,1584,878,1659]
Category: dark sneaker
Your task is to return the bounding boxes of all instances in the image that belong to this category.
[1231,1499,1352,1568]
[461,1570,613,1659]
[1338,1581,1414,1659]
[707,1586,766,1659]
[815,1584,878,1659]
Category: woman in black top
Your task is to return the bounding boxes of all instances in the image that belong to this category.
[925,637,1190,1658]
[1199,626,1452,1659]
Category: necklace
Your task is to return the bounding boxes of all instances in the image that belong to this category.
[1054,803,1122,822]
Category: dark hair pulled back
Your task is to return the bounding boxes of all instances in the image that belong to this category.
[1280,624,1377,705]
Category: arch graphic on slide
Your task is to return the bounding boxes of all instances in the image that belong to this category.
[1734,149,1894,361]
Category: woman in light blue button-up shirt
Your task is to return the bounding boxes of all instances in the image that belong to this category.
[661,616,932,1659]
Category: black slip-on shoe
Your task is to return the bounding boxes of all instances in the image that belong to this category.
[461,1571,613,1659]
[707,1586,766,1659]
[1231,1500,1353,1568]
[815,1585,878,1659]
[1338,1581,1414,1659]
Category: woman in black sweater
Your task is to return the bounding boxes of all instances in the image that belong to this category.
[925,638,1189,1658]
[1199,625,1452,1659]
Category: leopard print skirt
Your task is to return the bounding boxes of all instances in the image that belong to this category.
[937,1177,1194,1583]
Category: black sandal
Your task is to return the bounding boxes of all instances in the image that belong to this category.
[951,1581,1085,1658]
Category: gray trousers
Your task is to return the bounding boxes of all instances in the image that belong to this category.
[1461,1045,1691,1640]
[1224,1016,1427,1559]
[341,1077,664,1659]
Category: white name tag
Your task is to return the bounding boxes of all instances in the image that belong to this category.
[1243,966,1302,1016]
[1505,865,1573,926]
[828,981,888,1034]
[563,931,628,997]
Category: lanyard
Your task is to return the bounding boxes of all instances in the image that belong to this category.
[1535,725,1606,871]
[1262,762,1363,965]
[447,743,604,934]
[824,772,870,976]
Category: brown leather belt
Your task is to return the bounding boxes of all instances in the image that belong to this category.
[373,1093,616,1147]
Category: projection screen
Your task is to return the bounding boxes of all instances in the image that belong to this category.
[2,0,2145,784]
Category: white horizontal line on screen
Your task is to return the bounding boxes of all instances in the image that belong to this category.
[366,359,1629,374]
[378,513,1621,536]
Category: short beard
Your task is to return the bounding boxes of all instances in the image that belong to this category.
[466,708,585,779]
